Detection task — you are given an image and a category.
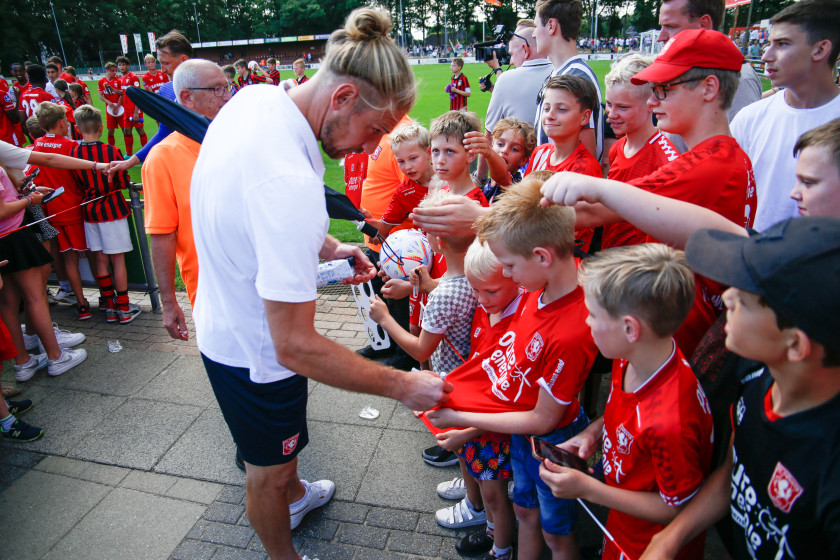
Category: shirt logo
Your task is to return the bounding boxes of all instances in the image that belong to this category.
[371,145,382,161]
[525,332,544,362]
[282,434,299,455]
[616,423,634,455]
[767,462,803,514]
[473,327,481,338]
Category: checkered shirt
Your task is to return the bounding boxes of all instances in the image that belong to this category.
[421,275,477,375]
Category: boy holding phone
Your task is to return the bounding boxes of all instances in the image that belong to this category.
[538,244,713,560]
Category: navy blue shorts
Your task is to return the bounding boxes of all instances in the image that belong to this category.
[202,353,309,467]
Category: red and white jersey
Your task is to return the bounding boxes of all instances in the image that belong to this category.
[0,90,21,146]
[119,72,142,116]
[31,133,85,226]
[442,286,597,428]
[98,76,121,104]
[441,184,490,207]
[382,177,429,226]
[343,152,368,209]
[601,344,713,560]
[19,86,58,119]
[142,70,169,94]
[469,291,524,358]
[58,72,75,84]
[527,141,603,177]
[11,79,30,103]
[602,132,679,250]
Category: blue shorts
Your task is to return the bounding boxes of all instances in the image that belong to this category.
[202,353,309,467]
[510,408,590,536]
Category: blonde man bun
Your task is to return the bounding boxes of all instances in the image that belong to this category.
[324,7,417,116]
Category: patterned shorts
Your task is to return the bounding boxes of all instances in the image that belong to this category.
[457,439,513,480]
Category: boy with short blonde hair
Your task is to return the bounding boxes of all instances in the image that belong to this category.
[539,243,714,560]
[429,111,489,206]
[428,176,599,560]
[292,59,308,85]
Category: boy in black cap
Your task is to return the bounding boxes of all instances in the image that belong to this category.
[637,216,840,560]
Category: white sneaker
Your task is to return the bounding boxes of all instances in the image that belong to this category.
[437,477,467,500]
[46,287,57,305]
[290,479,335,530]
[435,497,487,529]
[118,302,142,324]
[301,556,320,560]
[53,289,78,305]
[33,323,86,354]
[47,347,87,377]
[13,353,48,382]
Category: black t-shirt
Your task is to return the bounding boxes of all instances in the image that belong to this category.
[730,365,840,560]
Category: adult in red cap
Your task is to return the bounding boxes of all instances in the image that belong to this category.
[539,27,757,358]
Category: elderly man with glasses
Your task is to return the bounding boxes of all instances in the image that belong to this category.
[141,59,232,341]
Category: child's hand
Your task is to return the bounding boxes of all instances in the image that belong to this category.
[381,278,411,300]
[445,84,453,93]
[559,430,600,461]
[425,407,460,429]
[463,131,492,158]
[539,171,604,208]
[436,428,473,452]
[538,460,593,500]
[414,265,438,293]
[368,295,390,323]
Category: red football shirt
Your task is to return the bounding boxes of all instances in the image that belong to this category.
[31,134,84,226]
[630,135,757,356]
[602,132,679,250]
[58,72,75,84]
[142,70,169,94]
[450,73,470,111]
[382,178,429,226]
[19,86,57,119]
[441,184,490,207]
[0,90,19,145]
[77,80,91,100]
[119,72,143,118]
[601,345,713,560]
[71,141,132,223]
[98,76,121,104]
[12,79,30,101]
[344,152,368,209]
[267,69,280,85]
[236,72,268,88]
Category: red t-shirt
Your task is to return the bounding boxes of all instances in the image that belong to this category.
[603,132,679,250]
[382,177,429,226]
[98,76,121,104]
[58,72,75,84]
[435,286,597,426]
[450,73,470,111]
[527,142,603,252]
[601,345,713,560]
[119,72,142,118]
[409,253,447,327]
[142,70,169,94]
[344,152,368,209]
[31,134,84,226]
[18,86,57,119]
[12,79,30,101]
[631,135,757,356]
[441,184,490,207]
[0,89,18,145]
[77,80,91,100]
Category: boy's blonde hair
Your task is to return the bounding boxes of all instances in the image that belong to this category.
[492,117,537,158]
[464,239,501,281]
[604,53,654,102]
[476,173,575,258]
[35,102,66,131]
[293,58,305,66]
[430,110,481,142]
[104,61,117,70]
[390,120,431,151]
[418,190,476,253]
[578,244,696,338]
[74,104,103,135]
[26,116,45,139]
[144,53,156,63]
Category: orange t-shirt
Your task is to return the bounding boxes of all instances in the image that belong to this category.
[141,132,200,307]
[359,115,411,251]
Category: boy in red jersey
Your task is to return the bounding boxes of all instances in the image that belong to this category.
[292,59,308,86]
[71,105,140,324]
[540,29,757,357]
[539,244,713,560]
[0,86,22,146]
[142,54,170,94]
[430,111,489,206]
[602,54,678,249]
[265,58,280,86]
[448,58,470,111]
[428,175,599,560]
[234,59,268,88]
[97,62,123,147]
[116,56,148,156]
[32,102,92,320]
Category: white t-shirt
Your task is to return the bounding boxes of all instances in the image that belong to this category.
[0,140,32,169]
[190,85,329,383]
[731,90,840,231]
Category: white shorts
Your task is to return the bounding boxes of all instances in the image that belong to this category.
[84,218,133,254]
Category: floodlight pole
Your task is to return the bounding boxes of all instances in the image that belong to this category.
[49,0,68,67]
[399,0,406,48]
[741,0,754,53]
[193,2,202,43]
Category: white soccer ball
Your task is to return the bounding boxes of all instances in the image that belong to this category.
[380,229,433,281]
[248,60,258,71]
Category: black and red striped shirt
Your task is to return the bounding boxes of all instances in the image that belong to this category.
[236,71,268,89]
[450,73,470,111]
[70,141,132,223]
[268,69,280,85]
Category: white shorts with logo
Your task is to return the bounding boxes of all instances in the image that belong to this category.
[84,218,133,254]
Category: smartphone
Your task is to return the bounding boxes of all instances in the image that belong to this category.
[19,168,40,194]
[531,435,588,472]
[42,186,64,203]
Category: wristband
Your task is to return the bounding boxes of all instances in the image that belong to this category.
[92,160,97,170]
[493,67,503,74]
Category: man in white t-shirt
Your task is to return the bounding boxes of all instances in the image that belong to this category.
[189,8,451,560]
[731,0,840,231]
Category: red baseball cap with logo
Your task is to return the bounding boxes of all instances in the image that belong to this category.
[631,29,745,85]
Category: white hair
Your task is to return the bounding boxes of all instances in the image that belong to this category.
[173,59,223,97]
[464,239,501,281]
[605,53,655,100]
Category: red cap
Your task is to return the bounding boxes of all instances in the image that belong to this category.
[631,29,745,85]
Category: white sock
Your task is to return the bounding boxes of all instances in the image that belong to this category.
[289,480,310,510]
[492,544,512,559]
[486,519,495,538]
[1,414,15,431]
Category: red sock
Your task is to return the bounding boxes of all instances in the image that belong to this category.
[95,274,115,308]
[124,136,133,156]
[108,135,116,146]
[139,132,148,146]
[116,290,130,312]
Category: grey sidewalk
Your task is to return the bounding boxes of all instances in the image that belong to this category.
[0,287,722,560]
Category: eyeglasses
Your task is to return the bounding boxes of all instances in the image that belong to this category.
[649,78,702,100]
[187,85,231,97]
[512,32,530,48]
[536,73,552,106]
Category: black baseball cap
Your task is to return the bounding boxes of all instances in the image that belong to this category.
[685,217,840,349]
